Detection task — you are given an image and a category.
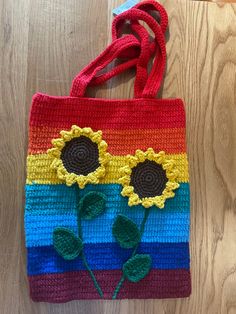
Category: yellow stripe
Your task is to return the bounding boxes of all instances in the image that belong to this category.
[26,153,189,185]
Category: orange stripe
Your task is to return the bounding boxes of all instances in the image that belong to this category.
[28,126,186,155]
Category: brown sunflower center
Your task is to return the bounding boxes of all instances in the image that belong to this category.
[130,160,168,198]
[60,136,100,176]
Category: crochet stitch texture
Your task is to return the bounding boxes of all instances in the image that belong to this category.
[25,95,191,301]
[24,1,191,302]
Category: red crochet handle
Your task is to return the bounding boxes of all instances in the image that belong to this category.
[90,25,154,91]
[90,0,168,88]
[111,0,168,58]
[92,0,168,83]
[70,1,167,99]
[111,0,168,98]
[70,8,167,98]
[70,34,141,97]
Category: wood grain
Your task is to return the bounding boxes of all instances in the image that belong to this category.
[0,0,236,313]
[0,0,29,313]
[205,1,236,3]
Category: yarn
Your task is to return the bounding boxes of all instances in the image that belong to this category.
[120,149,180,208]
[112,208,151,299]
[112,214,140,249]
[29,126,187,155]
[123,254,152,283]
[52,190,106,297]
[130,160,168,198]
[79,191,106,220]
[53,227,83,260]
[61,136,100,176]
[24,0,191,302]
[27,242,190,275]
[26,153,189,185]
[47,126,109,188]
[25,210,190,247]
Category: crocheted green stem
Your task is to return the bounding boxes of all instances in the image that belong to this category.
[112,208,151,300]
[80,251,103,298]
[77,205,104,298]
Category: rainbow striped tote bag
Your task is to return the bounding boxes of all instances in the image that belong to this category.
[25,1,191,302]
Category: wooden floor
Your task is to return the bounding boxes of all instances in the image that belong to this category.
[1,0,236,313]
[201,0,236,3]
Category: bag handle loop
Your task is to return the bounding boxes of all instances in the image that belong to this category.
[112,0,168,58]
[113,8,166,99]
[70,2,167,99]
[90,23,155,91]
[91,0,168,93]
[112,0,168,98]
[70,34,140,97]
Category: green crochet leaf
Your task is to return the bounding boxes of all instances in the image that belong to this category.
[53,227,83,260]
[78,191,106,220]
[112,214,140,249]
[123,254,152,283]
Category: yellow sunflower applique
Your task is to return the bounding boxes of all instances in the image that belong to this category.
[119,148,180,209]
[47,125,109,188]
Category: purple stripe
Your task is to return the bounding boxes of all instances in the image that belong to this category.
[29,269,191,302]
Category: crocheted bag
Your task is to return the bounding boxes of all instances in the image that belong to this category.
[25,1,191,302]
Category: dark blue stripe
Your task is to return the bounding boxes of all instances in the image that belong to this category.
[27,242,190,275]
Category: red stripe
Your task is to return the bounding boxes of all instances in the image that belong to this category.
[29,93,186,129]
[29,269,191,302]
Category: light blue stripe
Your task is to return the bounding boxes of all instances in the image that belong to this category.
[25,184,190,247]
[25,213,189,247]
